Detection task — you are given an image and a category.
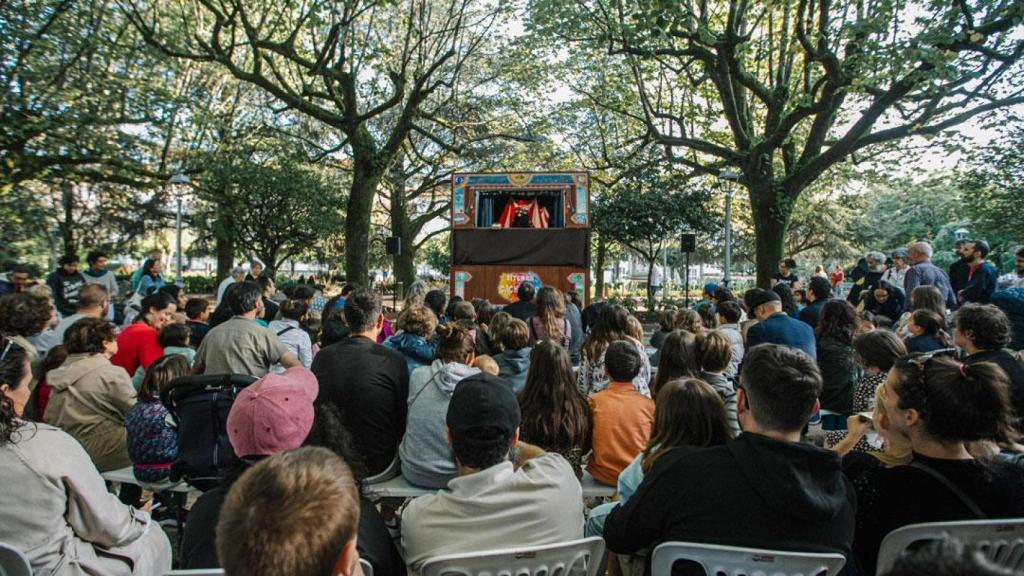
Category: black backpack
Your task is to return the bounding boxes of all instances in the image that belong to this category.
[161,373,257,491]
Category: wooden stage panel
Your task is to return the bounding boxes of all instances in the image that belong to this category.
[451,265,589,306]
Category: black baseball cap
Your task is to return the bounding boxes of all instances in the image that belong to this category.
[748,288,781,310]
[446,373,520,445]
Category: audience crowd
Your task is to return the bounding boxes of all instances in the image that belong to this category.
[1,239,1024,576]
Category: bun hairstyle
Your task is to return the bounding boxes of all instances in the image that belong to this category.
[0,337,29,444]
[910,309,952,347]
[64,317,117,354]
[892,355,1018,445]
[436,323,475,364]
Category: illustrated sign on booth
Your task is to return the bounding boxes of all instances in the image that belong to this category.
[453,271,473,298]
[498,271,542,302]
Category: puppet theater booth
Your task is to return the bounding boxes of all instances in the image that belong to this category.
[450,172,591,305]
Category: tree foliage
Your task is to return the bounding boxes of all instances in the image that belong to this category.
[593,165,714,305]
[195,151,345,276]
[123,0,521,284]
[529,0,1024,285]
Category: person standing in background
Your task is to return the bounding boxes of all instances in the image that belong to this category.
[83,250,120,322]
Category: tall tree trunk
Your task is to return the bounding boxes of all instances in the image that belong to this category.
[345,161,381,286]
[594,234,607,299]
[645,255,656,310]
[60,181,76,256]
[388,155,417,293]
[749,180,795,288]
[215,206,235,283]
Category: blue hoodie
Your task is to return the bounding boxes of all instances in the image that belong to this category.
[384,332,437,375]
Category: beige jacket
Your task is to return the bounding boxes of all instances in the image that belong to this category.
[44,354,135,472]
[0,423,171,575]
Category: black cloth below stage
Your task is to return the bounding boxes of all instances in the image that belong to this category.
[453,228,589,267]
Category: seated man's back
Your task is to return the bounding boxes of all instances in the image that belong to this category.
[603,344,855,574]
[312,288,409,476]
[604,434,854,568]
[401,373,584,572]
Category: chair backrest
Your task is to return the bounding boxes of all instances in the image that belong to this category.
[651,542,846,576]
[360,557,373,576]
[420,537,606,576]
[0,542,32,576]
[161,373,257,490]
[875,519,1024,575]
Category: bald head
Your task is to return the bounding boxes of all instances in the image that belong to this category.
[907,242,933,263]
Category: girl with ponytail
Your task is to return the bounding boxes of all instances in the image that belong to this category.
[851,353,1024,574]
[904,309,952,353]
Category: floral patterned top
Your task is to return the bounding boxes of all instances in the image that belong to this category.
[125,400,178,483]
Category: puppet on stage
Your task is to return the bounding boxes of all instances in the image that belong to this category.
[497,198,550,228]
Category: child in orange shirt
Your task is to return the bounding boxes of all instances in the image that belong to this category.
[587,340,656,485]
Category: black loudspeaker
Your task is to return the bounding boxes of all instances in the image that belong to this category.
[680,233,696,253]
[386,237,401,256]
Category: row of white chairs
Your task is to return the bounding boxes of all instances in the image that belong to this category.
[2,519,1023,575]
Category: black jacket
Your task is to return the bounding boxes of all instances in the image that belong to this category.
[853,453,1024,575]
[312,336,410,475]
[816,336,859,414]
[502,300,537,322]
[949,258,971,295]
[604,433,855,575]
[959,262,999,304]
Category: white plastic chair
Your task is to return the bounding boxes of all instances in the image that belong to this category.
[651,542,846,576]
[0,542,32,576]
[420,537,606,576]
[875,518,1024,575]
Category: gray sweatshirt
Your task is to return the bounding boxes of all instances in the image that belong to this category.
[701,371,741,438]
[399,360,481,488]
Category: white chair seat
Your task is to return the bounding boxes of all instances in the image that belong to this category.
[0,542,32,576]
[420,537,606,576]
[651,541,846,576]
[875,518,1024,575]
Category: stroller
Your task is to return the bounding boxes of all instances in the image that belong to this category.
[161,373,257,491]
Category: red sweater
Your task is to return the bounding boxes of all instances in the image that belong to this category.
[110,323,163,376]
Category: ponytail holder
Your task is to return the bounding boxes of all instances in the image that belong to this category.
[960,363,968,378]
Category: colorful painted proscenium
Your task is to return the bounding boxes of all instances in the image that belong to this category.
[450,172,591,306]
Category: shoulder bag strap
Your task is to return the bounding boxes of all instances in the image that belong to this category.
[276,326,296,337]
[909,461,987,519]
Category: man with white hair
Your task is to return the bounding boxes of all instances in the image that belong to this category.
[216,265,248,306]
[903,241,957,309]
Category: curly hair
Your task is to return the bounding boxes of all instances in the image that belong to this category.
[64,317,117,355]
[396,304,437,338]
[0,293,53,337]
[816,299,859,346]
[0,337,29,445]
[956,303,1011,351]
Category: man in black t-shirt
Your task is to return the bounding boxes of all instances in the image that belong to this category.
[771,258,800,289]
[312,288,410,476]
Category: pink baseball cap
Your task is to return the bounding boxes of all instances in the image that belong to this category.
[227,367,318,458]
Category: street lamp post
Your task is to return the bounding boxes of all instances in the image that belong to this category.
[169,173,191,286]
[718,168,740,287]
